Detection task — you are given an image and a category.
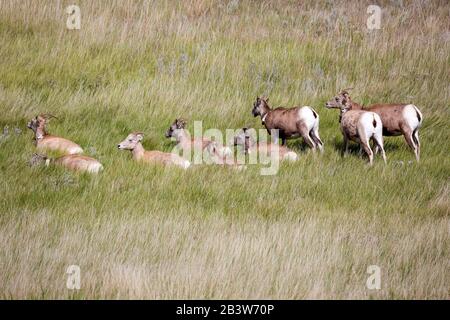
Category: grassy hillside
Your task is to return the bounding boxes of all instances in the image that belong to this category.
[0,0,448,299]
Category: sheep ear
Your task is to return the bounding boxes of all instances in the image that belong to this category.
[136,133,144,141]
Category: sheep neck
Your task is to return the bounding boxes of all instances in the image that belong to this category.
[132,143,146,160]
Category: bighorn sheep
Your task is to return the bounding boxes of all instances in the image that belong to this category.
[165,118,231,159]
[206,141,246,169]
[118,132,190,169]
[27,114,83,155]
[252,97,323,152]
[233,127,298,161]
[30,153,103,174]
[326,94,386,165]
[326,90,423,161]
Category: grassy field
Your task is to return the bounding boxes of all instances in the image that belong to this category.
[0,0,449,299]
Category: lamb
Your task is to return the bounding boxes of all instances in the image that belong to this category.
[165,118,231,159]
[118,132,190,169]
[233,127,298,161]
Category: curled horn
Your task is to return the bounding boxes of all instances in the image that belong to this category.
[41,113,59,120]
[177,118,187,128]
[340,87,354,95]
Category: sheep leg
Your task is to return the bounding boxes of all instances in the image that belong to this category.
[413,129,420,162]
[342,134,349,157]
[310,129,324,152]
[373,140,379,155]
[281,135,287,146]
[361,139,374,166]
[268,129,278,145]
[373,136,387,164]
[297,122,316,151]
[402,128,419,162]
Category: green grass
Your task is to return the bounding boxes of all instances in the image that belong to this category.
[0,0,449,299]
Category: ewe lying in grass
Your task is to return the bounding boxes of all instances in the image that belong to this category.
[118,132,190,169]
[233,127,298,161]
[165,118,232,159]
[30,153,103,174]
[27,114,83,155]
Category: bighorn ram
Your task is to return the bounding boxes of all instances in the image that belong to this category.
[326,90,423,161]
[30,153,103,174]
[252,97,323,152]
[165,118,231,158]
[27,114,83,155]
[118,132,190,169]
[233,127,298,161]
[325,94,386,165]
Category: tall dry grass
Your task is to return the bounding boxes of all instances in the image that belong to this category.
[1,210,448,299]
